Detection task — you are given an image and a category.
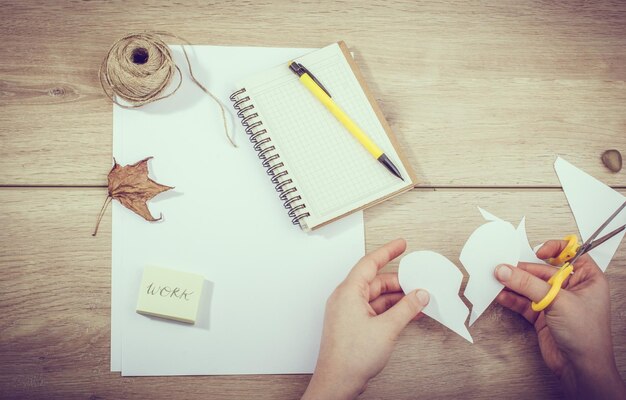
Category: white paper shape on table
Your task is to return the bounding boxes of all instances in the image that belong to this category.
[461,219,520,326]
[398,251,473,343]
[554,157,626,272]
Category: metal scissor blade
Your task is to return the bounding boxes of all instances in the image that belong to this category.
[585,224,626,253]
[580,200,626,251]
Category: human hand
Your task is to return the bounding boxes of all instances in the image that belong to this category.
[495,239,626,399]
[302,238,430,400]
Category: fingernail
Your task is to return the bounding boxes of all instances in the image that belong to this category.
[495,264,512,281]
[415,289,429,305]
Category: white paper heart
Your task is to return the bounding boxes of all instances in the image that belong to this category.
[398,251,473,343]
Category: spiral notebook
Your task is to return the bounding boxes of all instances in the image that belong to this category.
[230,41,416,231]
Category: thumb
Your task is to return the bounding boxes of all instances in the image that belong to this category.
[379,289,429,336]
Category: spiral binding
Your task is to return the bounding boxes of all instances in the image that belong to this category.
[230,88,311,227]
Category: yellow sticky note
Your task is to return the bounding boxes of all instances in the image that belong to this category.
[136,266,204,324]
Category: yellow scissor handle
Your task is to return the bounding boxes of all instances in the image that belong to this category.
[531,262,574,311]
[547,235,580,266]
[531,234,579,312]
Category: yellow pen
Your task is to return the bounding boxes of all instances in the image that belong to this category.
[288,61,403,181]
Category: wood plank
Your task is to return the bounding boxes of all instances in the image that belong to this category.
[1,187,624,399]
[1,0,625,186]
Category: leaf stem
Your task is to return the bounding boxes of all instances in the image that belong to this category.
[92,196,113,236]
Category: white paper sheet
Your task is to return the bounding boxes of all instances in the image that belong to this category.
[398,251,473,343]
[554,157,626,271]
[111,45,365,375]
[461,220,520,326]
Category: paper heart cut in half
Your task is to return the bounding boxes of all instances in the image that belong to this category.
[398,208,543,341]
[398,251,474,343]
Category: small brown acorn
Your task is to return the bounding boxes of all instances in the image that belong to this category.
[601,149,622,173]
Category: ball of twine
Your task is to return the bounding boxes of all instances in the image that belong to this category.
[99,32,181,107]
[99,31,235,146]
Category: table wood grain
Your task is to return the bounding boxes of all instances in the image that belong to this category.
[1,0,625,399]
[1,189,625,399]
[0,0,624,186]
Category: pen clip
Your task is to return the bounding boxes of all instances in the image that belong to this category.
[289,62,332,98]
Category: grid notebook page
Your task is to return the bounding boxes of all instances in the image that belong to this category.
[238,43,412,228]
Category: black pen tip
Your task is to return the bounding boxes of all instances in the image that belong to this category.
[377,154,404,181]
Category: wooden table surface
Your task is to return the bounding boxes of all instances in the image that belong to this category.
[1,1,625,399]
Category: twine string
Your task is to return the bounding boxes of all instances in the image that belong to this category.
[98,31,236,147]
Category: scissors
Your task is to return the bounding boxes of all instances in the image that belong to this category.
[531,200,626,312]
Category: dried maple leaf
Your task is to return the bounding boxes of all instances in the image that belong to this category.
[92,157,174,236]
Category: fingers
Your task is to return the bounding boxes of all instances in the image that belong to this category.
[378,289,429,336]
[535,240,570,260]
[368,273,401,301]
[518,261,573,289]
[496,290,538,324]
[517,262,558,281]
[494,264,552,303]
[347,238,407,283]
[369,292,404,314]
[535,239,597,271]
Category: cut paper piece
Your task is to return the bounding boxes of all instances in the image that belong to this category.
[398,251,473,343]
[555,157,626,272]
[478,207,499,222]
[461,219,520,326]
[478,208,545,265]
[517,218,546,265]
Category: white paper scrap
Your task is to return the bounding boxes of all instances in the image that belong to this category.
[516,217,545,264]
[554,157,626,271]
[477,207,499,222]
[399,251,473,343]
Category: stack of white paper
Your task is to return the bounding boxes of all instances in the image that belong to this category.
[111,45,365,375]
